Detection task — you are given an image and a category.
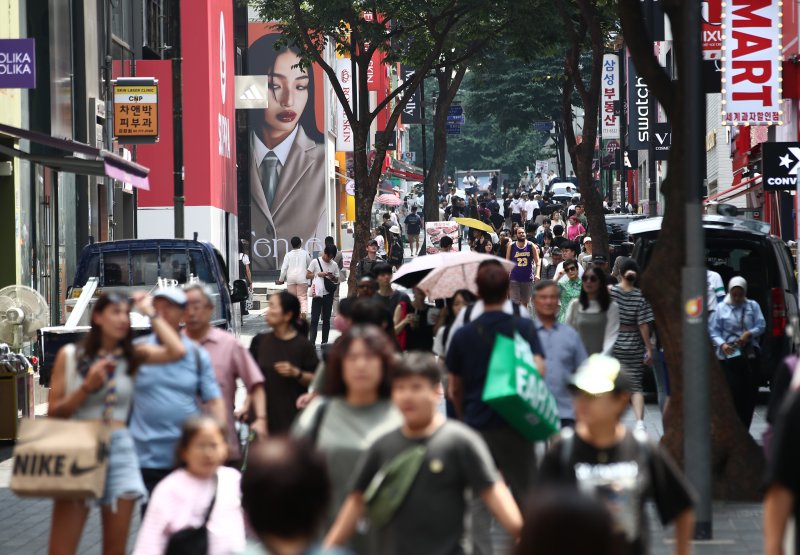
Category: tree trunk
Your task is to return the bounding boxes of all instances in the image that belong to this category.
[424,66,468,224]
[348,127,379,292]
[618,0,764,499]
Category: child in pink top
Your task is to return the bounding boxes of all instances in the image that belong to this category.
[133,416,246,555]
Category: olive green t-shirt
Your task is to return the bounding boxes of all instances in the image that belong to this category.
[352,420,498,555]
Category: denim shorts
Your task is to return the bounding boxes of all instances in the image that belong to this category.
[96,428,148,510]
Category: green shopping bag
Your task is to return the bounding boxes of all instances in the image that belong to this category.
[482,331,560,441]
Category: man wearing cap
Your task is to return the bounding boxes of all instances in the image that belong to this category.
[183,283,266,467]
[539,355,696,555]
[130,287,226,503]
[355,239,384,281]
[579,236,593,270]
[387,225,404,268]
[591,254,618,284]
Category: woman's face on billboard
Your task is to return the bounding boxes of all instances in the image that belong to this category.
[264,50,309,140]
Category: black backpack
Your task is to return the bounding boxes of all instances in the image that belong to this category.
[390,239,404,266]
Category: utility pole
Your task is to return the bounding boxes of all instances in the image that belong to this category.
[104,0,115,240]
[683,0,712,540]
[171,0,184,239]
[421,77,428,180]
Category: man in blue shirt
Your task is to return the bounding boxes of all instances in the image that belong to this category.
[130,287,226,504]
[532,279,587,428]
[446,260,544,555]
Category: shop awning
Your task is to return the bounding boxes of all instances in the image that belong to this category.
[0,123,150,189]
[386,157,424,182]
[704,174,761,204]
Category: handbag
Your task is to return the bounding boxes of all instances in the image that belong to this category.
[10,344,112,499]
[481,326,560,441]
[317,259,337,294]
[165,474,218,555]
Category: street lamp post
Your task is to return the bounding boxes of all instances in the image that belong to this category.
[683,0,712,540]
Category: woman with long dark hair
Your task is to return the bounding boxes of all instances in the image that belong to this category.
[249,291,319,434]
[293,326,402,552]
[247,32,326,272]
[610,259,655,431]
[565,266,620,356]
[433,289,477,358]
[47,292,186,555]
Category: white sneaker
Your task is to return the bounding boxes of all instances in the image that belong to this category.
[635,420,646,432]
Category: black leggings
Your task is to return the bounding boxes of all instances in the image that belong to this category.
[721,355,759,431]
[310,294,334,344]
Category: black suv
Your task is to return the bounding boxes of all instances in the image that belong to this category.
[629,215,798,384]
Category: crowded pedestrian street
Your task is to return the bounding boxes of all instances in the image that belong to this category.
[2,0,800,554]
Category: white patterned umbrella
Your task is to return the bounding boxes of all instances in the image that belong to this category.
[416,252,515,299]
[376,193,402,206]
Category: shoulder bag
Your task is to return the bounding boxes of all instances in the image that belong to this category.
[10,344,113,499]
[318,259,337,294]
[165,473,218,555]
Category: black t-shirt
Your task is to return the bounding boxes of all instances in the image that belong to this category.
[552,236,568,249]
[766,389,800,555]
[539,430,695,555]
[490,212,505,232]
[250,332,319,434]
[404,213,422,235]
[446,312,543,430]
[352,421,497,555]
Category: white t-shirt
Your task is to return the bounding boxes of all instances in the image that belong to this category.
[510,199,524,214]
[280,249,312,284]
[307,257,340,296]
[524,200,539,220]
[707,270,725,311]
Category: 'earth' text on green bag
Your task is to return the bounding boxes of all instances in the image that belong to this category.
[482,331,559,441]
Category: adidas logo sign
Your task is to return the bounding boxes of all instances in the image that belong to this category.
[240,84,264,101]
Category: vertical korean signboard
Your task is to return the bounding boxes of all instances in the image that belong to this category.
[601,54,620,139]
[113,79,159,143]
[721,0,782,125]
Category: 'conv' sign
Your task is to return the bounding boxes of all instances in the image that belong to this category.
[721,0,782,126]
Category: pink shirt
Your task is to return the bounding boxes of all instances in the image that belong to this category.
[191,327,264,460]
[133,467,246,555]
[566,223,585,241]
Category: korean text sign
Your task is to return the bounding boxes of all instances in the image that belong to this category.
[722,0,782,126]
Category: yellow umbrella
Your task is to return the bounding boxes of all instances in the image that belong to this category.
[453,217,494,234]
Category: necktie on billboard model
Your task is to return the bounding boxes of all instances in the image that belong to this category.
[259,151,279,207]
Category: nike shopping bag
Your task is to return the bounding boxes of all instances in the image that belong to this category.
[482,332,560,441]
[10,418,111,499]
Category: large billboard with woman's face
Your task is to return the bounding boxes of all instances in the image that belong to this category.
[246,24,327,273]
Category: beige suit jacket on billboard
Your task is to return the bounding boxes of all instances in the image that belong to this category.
[249,127,327,273]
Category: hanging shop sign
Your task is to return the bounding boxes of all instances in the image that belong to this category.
[0,38,36,89]
[601,54,620,139]
[113,78,159,143]
[335,58,355,152]
[762,142,800,190]
[721,0,782,126]
[703,0,723,60]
